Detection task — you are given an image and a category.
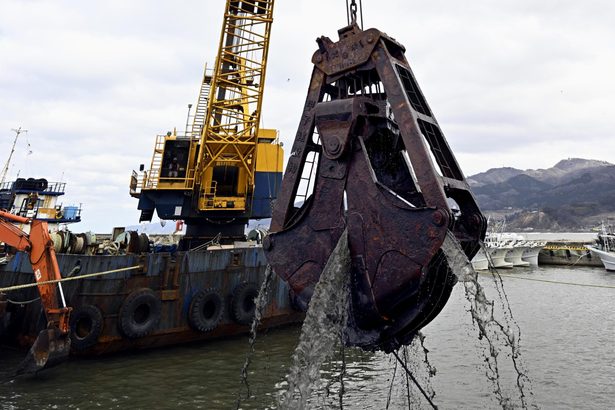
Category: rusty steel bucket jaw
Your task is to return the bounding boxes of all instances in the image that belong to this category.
[265,24,486,352]
[13,324,71,377]
[14,285,72,377]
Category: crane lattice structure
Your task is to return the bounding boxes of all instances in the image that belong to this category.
[195,0,275,211]
[131,0,282,245]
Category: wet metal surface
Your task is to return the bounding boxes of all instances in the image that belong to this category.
[266,24,485,351]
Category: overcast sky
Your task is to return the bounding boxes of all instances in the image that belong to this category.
[1,0,614,232]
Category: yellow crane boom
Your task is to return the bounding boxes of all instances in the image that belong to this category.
[131,0,283,246]
[197,0,276,212]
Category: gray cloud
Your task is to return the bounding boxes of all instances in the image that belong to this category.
[1,0,613,232]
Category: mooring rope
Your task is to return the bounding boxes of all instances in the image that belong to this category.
[0,265,142,293]
[6,296,41,305]
[567,253,589,267]
[392,350,438,410]
[482,272,615,289]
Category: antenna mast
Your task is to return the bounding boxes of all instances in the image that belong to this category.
[0,127,28,186]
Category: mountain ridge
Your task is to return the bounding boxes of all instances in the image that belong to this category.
[467,158,615,230]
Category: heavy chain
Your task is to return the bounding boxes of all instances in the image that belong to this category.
[346,0,363,28]
[349,0,358,23]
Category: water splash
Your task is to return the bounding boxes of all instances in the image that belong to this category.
[404,333,444,408]
[236,264,275,407]
[278,230,351,409]
[384,335,438,409]
[416,331,437,380]
[277,231,439,409]
[272,228,534,409]
[441,232,534,409]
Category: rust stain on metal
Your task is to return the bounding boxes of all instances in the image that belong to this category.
[1,245,303,357]
[266,23,486,352]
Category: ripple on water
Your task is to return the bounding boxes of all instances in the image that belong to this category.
[1,264,614,409]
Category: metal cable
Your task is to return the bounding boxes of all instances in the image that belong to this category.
[403,347,411,409]
[482,272,615,289]
[359,0,364,28]
[0,265,142,293]
[7,297,40,305]
[392,350,438,410]
[385,356,398,409]
[345,0,350,24]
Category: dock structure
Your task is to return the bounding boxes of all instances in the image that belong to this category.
[538,241,602,267]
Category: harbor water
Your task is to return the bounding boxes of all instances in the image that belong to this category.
[1,264,614,409]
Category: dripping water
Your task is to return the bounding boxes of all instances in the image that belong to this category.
[441,232,535,409]
[262,229,534,409]
[236,264,275,408]
[278,230,351,410]
[277,229,437,409]
[386,335,438,410]
[416,331,437,380]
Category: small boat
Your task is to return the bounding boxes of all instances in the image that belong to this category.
[0,177,81,266]
[482,231,513,268]
[502,239,530,267]
[588,223,615,271]
[0,177,81,230]
[521,240,546,266]
[486,244,513,268]
[481,222,543,268]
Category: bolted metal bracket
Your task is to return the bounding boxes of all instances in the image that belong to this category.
[266,24,486,352]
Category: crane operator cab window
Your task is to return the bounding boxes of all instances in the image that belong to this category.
[161,139,190,183]
[212,165,239,197]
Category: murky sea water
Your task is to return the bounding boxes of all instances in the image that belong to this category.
[1,265,614,409]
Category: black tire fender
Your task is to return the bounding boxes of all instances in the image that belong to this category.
[188,288,224,332]
[230,282,259,326]
[118,288,161,339]
[69,304,104,351]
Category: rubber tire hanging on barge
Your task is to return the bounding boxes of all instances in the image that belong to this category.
[69,304,104,351]
[188,288,224,332]
[118,288,161,339]
[230,282,259,325]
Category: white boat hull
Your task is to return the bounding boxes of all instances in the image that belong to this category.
[588,246,615,271]
[487,247,513,268]
[505,246,530,267]
[521,245,543,266]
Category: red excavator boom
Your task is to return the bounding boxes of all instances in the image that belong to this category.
[0,209,71,374]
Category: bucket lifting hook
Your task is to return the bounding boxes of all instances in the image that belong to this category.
[264,23,486,352]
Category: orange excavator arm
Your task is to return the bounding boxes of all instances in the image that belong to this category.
[0,211,33,252]
[0,209,72,374]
